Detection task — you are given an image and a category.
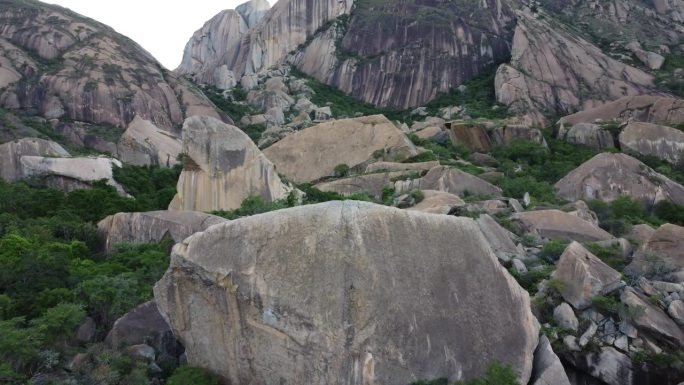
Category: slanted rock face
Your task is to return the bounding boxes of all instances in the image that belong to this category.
[0,1,226,139]
[263,115,419,183]
[556,123,616,150]
[394,166,503,198]
[365,161,439,174]
[475,214,519,262]
[97,210,227,253]
[555,153,684,206]
[105,301,182,359]
[169,116,289,212]
[495,11,654,125]
[314,171,405,200]
[551,242,622,310]
[446,123,492,153]
[512,210,613,242]
[0,138,69,182]
[19,155,127,195]
[154,201,539,385]
[620,288,684,348]
[490,125,547,147]
[530,336,571,385]
[116,116,182,167]
[627,224,684,277]
[407,190,465,215]
[558,95,684,128]
[619,122,684,165]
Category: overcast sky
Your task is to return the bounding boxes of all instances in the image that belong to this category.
[45,1,270,70]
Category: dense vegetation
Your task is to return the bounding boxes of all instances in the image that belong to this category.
[0,164,180,384]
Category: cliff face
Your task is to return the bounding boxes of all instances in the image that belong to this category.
[0,0,228,164]
[179,0,683,116]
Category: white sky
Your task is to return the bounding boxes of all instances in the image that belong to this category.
[45,1,270,70]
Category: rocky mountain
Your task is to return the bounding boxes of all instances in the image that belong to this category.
[0,0,229,166]
[178,0,683,117]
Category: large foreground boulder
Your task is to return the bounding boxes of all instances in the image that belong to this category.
[555,153,684,206]
[0,138,69,182]
[263,115,419,182]
[512,210,613,242]
[154,201,539,385]
[97,210,227,253]
[169,116,290,212]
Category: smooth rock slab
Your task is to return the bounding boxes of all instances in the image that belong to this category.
[154,201,539,385]
[551,242,622,309]
[530,336,571,385]
[627,224,684,277]
[97,210,227,254]
[0,137,69,182]
[619,121,684,165]
[620,288,684,348]
[512,210,613,242]
[395,166,503,198]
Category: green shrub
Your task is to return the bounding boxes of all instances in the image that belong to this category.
[653,200,684,225]
[213,195,291,220]
[539,240,568,262]
[509,265,553,294]
[333,164,351,177]
[167,367,221,385]
[585,242,627,270]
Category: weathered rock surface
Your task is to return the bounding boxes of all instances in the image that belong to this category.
[490,125,547,147]
[555,153,684,206]
[0,138,69,182]
[475,214,519,262]
[365,161,439,174]
[553,303,579,331]
[580,347,633,385]
[556,123,616,150]
[395,166,502,198]
[628,224,684,277]
[263,115,419,183]
[97,210,227,253]
[106,301,182,358]
[19,155,127,195]
[628,224,657,244]
[559,95,684,128]
[447,123,491,153]
[169,116,289,212]
[620,288,684,347]
[116,116,182,167]
[407,190,465,215]
[154,201,539,384]
[176,1,271,88]
[512,210,613,242]
[619,122,684,165]
[314,171,405,200]
[552,242,622,310]
[530,336,571,385]
[0,1,227,154]
[495,11,654,125]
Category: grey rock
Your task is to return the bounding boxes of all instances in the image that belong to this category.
[475,214,519,262]
[556,123,615,150]
[408,190,465,215]
[620,288,684,347]
[559,95,684,129]
[395,166,503,198]
[564,335,580,352]
[530,335,571,385]
[512,211,613,242]
[169,116,290,211]
[555,153,684,206]
[619,321,639,339]
[97,210,227,254]
[126,344,155,362]
[583,347,633,385]
[627,224,684,277]
[154,201,540,385]
[512,259,528,274]
[551,242,622,309]
[614,335,629,352]
[75,317,96,343]
[0,138,69,182]
[579,321,598,347]
[553,303,579,331]
[667,300,684,325]
[619,121,684,165]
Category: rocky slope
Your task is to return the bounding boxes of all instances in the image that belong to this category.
[0,0,229,165]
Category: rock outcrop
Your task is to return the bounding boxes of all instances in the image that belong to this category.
[558,96,684,128]
[154,201,539,384]
[263,115,419,183]
[495,11,654,125]
[407,190,465,215]
[0,1,227,161]
[554,153,684,206]
[0,137,69,182]
[116,116,182,167]
[556,123,616,150]
[97,210,227,253]
[620,288,684,347]
[627,224,684,277]
[169,116,290,212]
[19,155,127,195]
[394,166,503,198]
[314,171,405,200]
[551,242,623,310]
[512,210,613,242]
[619,122,684,165]
[530,336,571,385]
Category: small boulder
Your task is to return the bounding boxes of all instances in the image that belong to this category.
[407,190,465,215]
[620,288,684,347]
[668,300,684,325]
[395,166,502,198]
[551,242,622,309]
[553,303,579,331]
[530,335,571,385]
